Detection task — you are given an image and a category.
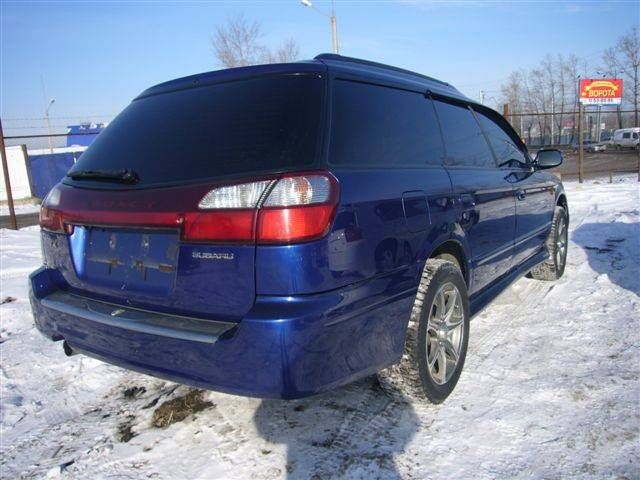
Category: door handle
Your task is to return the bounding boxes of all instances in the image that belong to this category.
[459,193,476,207]
[516,189,526,201]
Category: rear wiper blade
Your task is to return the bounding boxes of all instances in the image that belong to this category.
[68,169,140,184]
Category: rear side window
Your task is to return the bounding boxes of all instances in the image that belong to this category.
[68,74,324,187]
[433,100,496,168]
[623,132,631,139]
[331,80,445,167]
[474,109,527,167]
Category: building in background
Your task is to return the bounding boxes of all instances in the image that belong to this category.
[66,122,107,147]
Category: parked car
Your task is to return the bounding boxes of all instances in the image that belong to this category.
[612,128,640,150]
[571,140,606,153]
[30,54,569,403]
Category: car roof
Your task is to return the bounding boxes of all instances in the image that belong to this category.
[314,53,471,102]
[136,60,326,99]
[136,54,473,105]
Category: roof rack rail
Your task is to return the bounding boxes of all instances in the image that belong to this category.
[314,53,450,87]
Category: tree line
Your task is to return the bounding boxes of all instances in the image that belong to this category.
[500,26,639,143]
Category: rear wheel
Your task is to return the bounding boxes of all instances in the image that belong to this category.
[378,259,469,403]
[529,206,568,281]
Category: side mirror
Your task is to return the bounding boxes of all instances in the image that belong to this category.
[534,149,563,169]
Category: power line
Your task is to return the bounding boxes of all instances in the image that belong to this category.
[1,114,117,121]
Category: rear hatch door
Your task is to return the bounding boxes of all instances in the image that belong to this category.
[46,69,325,321]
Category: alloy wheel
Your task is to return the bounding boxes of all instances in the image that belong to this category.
[556,214,567,270]
[426,283,465,385]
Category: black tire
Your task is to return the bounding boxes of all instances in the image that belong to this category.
[378,259,470,404]
[529,206,568,281]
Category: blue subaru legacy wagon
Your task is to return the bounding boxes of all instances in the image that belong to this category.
[30,54,568,402]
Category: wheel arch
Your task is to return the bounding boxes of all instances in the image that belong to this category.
[556,192,569,223]
[557,193,568,210]
[428,239,470,287]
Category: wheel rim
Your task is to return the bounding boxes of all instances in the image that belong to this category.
[555,214,568,269]
[426,282,464,385]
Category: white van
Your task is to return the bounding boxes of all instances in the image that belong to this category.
[612,128,640,150]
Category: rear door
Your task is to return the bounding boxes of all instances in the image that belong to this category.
[50,72,325,321]
[433,98,516,295]
[320,79,451,290]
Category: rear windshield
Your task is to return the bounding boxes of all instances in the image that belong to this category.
[67,73,325,187]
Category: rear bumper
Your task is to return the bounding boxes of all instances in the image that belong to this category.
[30,267,414,399]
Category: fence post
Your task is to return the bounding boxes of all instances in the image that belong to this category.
[503,103,510,121]
[20,144,35,197]
[578,103,584,184]
[0,117,17,230]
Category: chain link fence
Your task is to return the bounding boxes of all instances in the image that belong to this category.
[501,107,639,182]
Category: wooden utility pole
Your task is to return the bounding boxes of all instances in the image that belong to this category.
[0,117,17,230]
[578,103,584,184]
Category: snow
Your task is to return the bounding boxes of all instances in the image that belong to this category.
[0,201,40,217]
[1,180,638,479]
[27,146,87,156]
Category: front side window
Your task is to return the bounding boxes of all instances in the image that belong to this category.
[433,100,496,168]
[331,80,445,168]
[474,109,527,167]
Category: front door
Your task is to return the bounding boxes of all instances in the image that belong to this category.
[472,105,556,269]
[433,98,516,295]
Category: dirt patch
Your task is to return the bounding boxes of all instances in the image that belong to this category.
[151,389,213,428]
[123,386,146,400]
[118,423,136,443]
[118,414,137,442]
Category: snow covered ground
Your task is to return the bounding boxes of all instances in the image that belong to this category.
[0,201,40,217]
[1,180,638,479]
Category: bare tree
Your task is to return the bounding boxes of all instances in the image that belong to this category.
[562,54,580,141]
[275,38,300,64]
[603,26,640,127]
[212,14,299,68]
[501,53,596,144]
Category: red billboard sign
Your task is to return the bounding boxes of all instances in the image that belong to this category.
[579,79,622,105]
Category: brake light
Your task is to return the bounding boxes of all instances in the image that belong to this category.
[257,174,338,243]
[39,172,339,245]
[39,206,64,232]
[187,172,339,244]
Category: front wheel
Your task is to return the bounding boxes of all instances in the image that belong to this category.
[378,259,469,403]
[529,206,568,281]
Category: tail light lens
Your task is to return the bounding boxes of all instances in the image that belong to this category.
[186,172,338,244]
[257,174,338,243]
[39,206,64,232]
[40,172,339,245]
[198,180,273,209]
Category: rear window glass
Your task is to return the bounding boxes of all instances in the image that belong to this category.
[68,74,324,187]
[330,80,445,168]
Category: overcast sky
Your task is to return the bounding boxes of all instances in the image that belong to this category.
[1,0,638,134]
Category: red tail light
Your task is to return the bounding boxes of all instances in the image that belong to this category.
[40,172,339,245]
[255,173,339,243]
[182,210,255,242]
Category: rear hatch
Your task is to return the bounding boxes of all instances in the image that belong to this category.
[41,69,326,321]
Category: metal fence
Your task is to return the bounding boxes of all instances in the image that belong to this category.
[0,111,638,230]
[501,107,638,147]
